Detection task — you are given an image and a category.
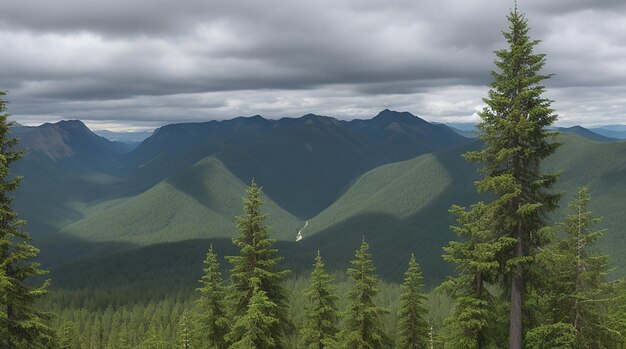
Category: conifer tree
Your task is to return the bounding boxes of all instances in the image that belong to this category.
[339,239,390,349]
[178,313,192,349]
[229,282,279,349]
[117,326,131,349]
[396,254,429,349]
[462,6,560,348]
[0,90,55,349]
[441,203,515,349]
[531,187,620,348]
[138,323,167,349]
[300,251,339,349]
[56,321,75,349]
[226,181,290,347]
[194,245,229,349]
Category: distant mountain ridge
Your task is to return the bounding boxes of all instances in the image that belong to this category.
[11,110,467,264]
[94,129,153,143]
[10,112,626,289]
[591,125,626,140]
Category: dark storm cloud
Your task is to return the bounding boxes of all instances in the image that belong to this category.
[0,0,624,129]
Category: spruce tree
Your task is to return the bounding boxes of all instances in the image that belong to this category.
[441,202,515,349]
[396,254,429,349]
[0,90,54,349]
[300,251,339,349]
[226,181,290,347]
[463,6,560,348]
[531,187,620,348]
[228,283,279,349]
[178,313,192,349]
[194,245,229,349]
[339,238,390,349]
[56,321,75,349]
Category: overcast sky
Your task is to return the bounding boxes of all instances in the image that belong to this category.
[1,0,625,130]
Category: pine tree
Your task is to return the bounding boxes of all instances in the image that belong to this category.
[117,326,131,349]
[339,238,390,349]
[464,6,560,348]
[178,313,192,349]
[530,187,621,348]
[300,251,339,349]
[396,254,429,349]
[226,181,290,347]
[194,245,229,349]
[138,323,167,349]
[0,90,55,349]
[56,321,75,349]
[441,202,515,349]
[229,283,279,349]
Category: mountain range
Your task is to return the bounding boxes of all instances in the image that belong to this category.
[9,111,626,290]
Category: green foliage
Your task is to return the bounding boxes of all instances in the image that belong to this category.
[0,90,55,348]
[193,245,229,348]
[56,321,75,349]
[533,187,621,348]
[458,7,560,348]
[525,323,576,349]
[606,279,626,348]
[441,203,514,349]
[300,251,339,349]
[177,313,192,349]
[396,254,429,349]
[339,239,391,349]
[226,181,291,348]
[229,285,280,349]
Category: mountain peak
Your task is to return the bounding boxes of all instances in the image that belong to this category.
[557,125,616,142]
[373,109,426,124]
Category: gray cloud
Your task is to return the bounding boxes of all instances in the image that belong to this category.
[0,0,625,129]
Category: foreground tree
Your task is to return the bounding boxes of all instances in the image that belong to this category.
[339,239,390,349]
[441,203,515,349]
[464,7,560,348]
[0,90,54,348]
[396,254,429,349]
[226,181,290,347]
[530,187,620,348]
[300,251,339,349]
[194,245,229,349]
[229,283,279,349]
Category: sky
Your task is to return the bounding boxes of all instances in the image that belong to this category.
[1,0,625,131]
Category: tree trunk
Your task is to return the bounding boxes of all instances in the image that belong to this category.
[509,232,524,349]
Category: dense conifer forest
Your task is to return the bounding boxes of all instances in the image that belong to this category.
[1,6,625,349]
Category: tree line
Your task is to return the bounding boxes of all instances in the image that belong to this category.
[1,5,626,349]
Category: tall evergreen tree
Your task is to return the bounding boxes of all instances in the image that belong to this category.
[226,181,290,347]
[339,239,390,349]
[463,6,560,348]
[441,203,515,349]
[300,251,339,349]
[194,245,229,349]
[229,283,279,349]
[0,90,54,349]
[530,187,620,348]
[396,254,429,349]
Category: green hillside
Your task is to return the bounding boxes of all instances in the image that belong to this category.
[45,132,626,292]
[300,133,626,277]
[547,133,626,270]
[59,157,303,244]
[12,112,466,242]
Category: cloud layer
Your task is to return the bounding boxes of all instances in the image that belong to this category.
[1,0,625,129]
